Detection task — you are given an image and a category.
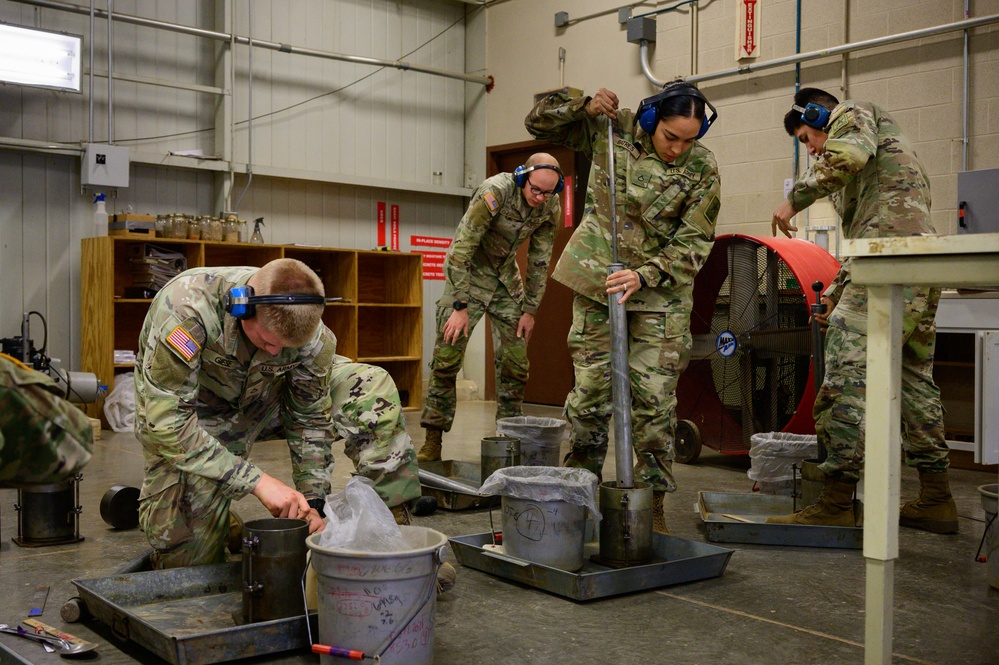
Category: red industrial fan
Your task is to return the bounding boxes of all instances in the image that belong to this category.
[674,234,840,463]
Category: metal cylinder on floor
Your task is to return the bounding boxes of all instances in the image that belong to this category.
[13,476,84,547]
[480,436,520,485]
[241,517,309,624]
[598,481,653,566]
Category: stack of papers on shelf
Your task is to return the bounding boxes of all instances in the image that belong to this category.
[114,350,136,364]
[128,244,187,292]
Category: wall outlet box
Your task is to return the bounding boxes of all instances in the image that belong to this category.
[82,143,130,188]
[784,178,794,198]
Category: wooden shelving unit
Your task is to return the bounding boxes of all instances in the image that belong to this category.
[81,235,423,414]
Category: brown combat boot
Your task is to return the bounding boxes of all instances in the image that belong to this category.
[900,470,959,534]
[390,503,411,526]
[436,561,457,595]
[652,490,670,534]
[417,427,443,463]
[766,475,859,527]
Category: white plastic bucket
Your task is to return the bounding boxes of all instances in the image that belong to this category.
[501,496,586,571]
[496,416,567,467]
[306,525,448,665]
[979,484,998,590]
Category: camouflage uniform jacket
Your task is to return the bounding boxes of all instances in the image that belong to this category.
[787,101,934,310]
[134,267,337,503]
[0,353,93,487]
[526,93,721,313]
[440,172,559,315]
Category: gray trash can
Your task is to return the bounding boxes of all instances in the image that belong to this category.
[979,484,998,590]
[496,416,567,467]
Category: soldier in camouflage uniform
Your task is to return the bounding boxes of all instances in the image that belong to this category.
[768,88,956,533]
[526,83,722,533]
[135,259,421,569]
[417,153,562,462]
[0,353,93,487]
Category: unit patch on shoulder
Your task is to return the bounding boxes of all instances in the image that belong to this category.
[166,325,201,361]
[483,191,499,211]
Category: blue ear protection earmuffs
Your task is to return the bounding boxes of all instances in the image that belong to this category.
[791,103,831,130]
[512,163,565,194]
[636,84,718,139]
[223,285,325,320]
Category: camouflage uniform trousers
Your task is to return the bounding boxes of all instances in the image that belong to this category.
[562,295,691,492]
[421,289,529,431]
[815,285,949,482]
[0,353,93,487]
[140,361,420,569]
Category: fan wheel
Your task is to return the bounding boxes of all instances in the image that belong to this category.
[674,419,702,464]
[676,234,840,458]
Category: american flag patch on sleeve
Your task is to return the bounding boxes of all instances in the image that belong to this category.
[166,325,201,361]
[483,191,499,211]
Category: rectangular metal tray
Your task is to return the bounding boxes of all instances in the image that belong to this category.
[419,460,499,511]
[449,532,733,601]
[698,491,863,549]
[73,562,316,665]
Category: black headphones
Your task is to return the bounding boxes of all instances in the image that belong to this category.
[223,285,325,320]
[512,163,565,194]
[636,84,718,139]
[791,103,831,130]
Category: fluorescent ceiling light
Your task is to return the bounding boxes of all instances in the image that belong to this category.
[0,23,82,92]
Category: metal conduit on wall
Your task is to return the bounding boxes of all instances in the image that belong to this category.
[9,0,493,87]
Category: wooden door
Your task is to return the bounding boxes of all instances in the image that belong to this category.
[483,140,588,407]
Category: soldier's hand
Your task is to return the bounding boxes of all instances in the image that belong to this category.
[811,295,835,332]
[585,88,619,119]
[443,309,470,346]
[304,508,325,534]
[251,473,314,522]
[517,312,536,343]
[605,268,641,304]
[772,201,798,238]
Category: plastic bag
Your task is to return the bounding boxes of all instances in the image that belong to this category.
[316,476,406,552]
[747,432,818,483]
[479,466,601,522]
[103,372,136,433]
[496,416,567,466]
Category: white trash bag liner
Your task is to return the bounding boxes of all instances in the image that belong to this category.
[479,465,601,522]
[318,476,406,552]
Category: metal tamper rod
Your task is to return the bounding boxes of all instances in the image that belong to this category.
[606,115,634,490]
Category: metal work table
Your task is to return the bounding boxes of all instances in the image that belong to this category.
[841,233,999,665]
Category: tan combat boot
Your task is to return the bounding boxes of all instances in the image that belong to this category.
[652,490,670,534]
[900,470,959,534]
[436,562,457,595]
[390,503,411,525]
[417,427,443,463]
[766,475,859,527]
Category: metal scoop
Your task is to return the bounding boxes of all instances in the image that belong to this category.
[0,624,98,657]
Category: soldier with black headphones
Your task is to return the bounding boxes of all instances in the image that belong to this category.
[417,153,563,463]
[769,87,957,534]
[133,258,424,570]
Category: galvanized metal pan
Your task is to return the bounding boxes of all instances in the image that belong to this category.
[73,562,316,665]
[697,491,863,549]
[449,532,733,602]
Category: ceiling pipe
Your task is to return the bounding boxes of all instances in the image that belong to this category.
[638,13,999,87]
[10,0,493,87]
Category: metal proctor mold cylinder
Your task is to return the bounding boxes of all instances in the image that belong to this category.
[598,481,653,566]
[241,517,309,623]
[480,436,520,485]
[14,478,83,546]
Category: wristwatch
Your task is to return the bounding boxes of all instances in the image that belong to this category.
[452,300,468,311]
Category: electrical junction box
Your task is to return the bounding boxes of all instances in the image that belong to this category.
[534,86,583,106]
[82,143,130,188]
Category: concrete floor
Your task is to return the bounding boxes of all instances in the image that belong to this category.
[1,400,997,665]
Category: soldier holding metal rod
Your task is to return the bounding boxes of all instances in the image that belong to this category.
[526,81,722,533]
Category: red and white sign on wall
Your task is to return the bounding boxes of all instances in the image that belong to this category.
[390,204,400,251]
[736,0,760,60]
[376,202,401,250]
[562,174,573,227]
[411,235,451,281]
[377,202,387,246]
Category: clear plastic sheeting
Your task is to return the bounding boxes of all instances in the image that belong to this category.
[747,432,818,493]
[317,476,406,552]
[495,416,567,467]
[103,372,136,433]
[479,466,601,522]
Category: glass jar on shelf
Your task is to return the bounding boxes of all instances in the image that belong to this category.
[166,214,188,239]
[204,216,224,242]
[238,218,248,242]
[223,214,240,243]
[186,215,202,240]
[154,215,167,237]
